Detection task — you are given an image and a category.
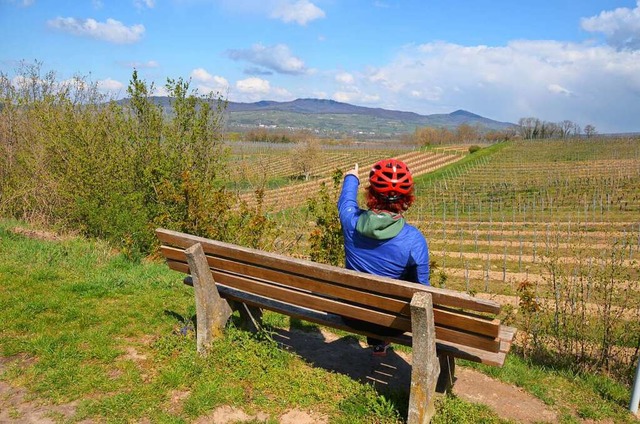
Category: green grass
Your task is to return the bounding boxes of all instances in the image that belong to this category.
[415,141,509,185]
[0,219,637,423]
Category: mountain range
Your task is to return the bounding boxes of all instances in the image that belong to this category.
[224,98,515,137]
[140,97,516,138]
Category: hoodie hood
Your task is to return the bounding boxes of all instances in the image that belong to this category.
[356,210,405,240]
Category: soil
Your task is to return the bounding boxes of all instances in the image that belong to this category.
[1,327,566,424]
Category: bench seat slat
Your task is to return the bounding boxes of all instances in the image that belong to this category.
[168,259,411,330]
[157,229,501,315]
[167,260,502,354]
[214,284,512,367]
[161,245,501,339]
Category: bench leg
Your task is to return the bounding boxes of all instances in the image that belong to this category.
[408,292,440,424]
[436,354,456,393]
[185,243,232,354]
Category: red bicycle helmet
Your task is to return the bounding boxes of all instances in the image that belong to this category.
[369,158,413,201]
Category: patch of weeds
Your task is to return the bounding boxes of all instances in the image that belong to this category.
[79,391,146,423]
[8,407,22,421]
[29,268,62,283]
[433,394,509,423]
[182,377,244,418]
[152,333,194,360]
[155,354,204,389]
[64,280,110,298]
[579,372,629,407]
[287,317,323,333]
[212,327,291,378]
[260,310,290,328]
[337,385,402,423]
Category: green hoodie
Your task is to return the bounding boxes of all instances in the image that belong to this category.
[355,210,405,240]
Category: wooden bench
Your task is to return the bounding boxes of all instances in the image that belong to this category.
[156,228,516,423]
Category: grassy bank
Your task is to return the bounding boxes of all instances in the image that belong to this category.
[0,220,636,423]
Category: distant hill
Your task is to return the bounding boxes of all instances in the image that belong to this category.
[132,97,516,138]
[225,98,515,137]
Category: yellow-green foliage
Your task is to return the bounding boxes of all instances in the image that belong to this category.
[0,63,276,257]
[307,170,345,266]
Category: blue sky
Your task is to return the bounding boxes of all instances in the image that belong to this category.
[1,0,639,133]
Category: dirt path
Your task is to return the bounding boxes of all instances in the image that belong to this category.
[272,327,559,424]
[1,328,560,423]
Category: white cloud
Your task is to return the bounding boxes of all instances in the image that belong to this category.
[230,77,291,102]
[332,89,379,104]
[236,77,270,94]
[355,40,640,132]
[216,0,324,25]
[134,0,155,9]
[270,0,325,25]
[97,78,124,92]
[335,72,355,84]
[226,43,307,75]
[153,85,170,97]
[271,86,292,98]
[332,91,351,103]
[581,1,640,50]
[120,60,159,69]
[191,68,216,82]
[408,87,444,101]
[47,17,145,44]
[547,84,572,96]
[7,0,35,6]
[190,67,230,95]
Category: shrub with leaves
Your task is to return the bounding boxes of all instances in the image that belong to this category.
[307,170,345,266]
[0,62,278,257]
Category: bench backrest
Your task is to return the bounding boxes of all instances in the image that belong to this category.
[157,228,514,366]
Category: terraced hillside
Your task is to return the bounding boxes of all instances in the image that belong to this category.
[234,147,464,210]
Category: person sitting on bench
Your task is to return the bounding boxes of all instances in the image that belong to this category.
[338,158,430,356]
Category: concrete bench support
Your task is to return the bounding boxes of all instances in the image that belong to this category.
[185,243,232,353]
[408,292,440,424]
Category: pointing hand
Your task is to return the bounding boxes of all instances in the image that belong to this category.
[346,163,359,179]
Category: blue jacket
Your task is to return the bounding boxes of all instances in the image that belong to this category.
[338,174,430,285]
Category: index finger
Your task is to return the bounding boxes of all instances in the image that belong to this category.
[354,163,359,174]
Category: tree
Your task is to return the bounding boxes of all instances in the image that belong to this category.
[559,120,577,139]
[518,117,541,139]
[540,121,560,139]
[584,124,597,138]
[291,138,320,181]
[456,123,480,143]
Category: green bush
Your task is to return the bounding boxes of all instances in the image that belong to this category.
[307,170,345,266]
[0,62,277,257]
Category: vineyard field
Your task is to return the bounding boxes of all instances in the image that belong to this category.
[227,142,465,210]
[242,138,640,370]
